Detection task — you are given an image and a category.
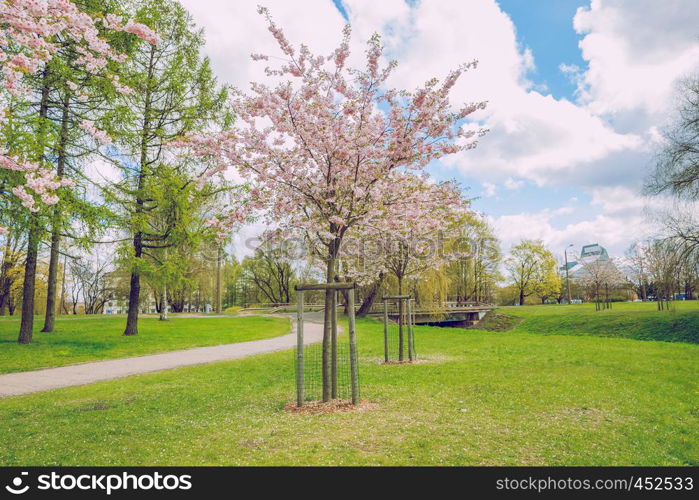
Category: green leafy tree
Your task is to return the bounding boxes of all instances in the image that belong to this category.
[533,261,562,304]
[2,0,154,342]
[505,239,559,306]
[107,0,229,335]
[240,245,297,305]
[39,1,144,332]
[447,216,501,304]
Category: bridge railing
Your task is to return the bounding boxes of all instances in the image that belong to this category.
[364,301,494,315]
[240,301,494,314]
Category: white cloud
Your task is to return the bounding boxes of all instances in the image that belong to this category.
[492,208,654,258]
[492,185,668,257]
[503,177,524,190]
[339,0,644,186]
[175,0,695,260]
[179,0,345,91]
[589,186,647,214]
[573,0,699,124]
[481,181,497,197]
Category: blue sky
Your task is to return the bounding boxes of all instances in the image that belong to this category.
[180,0,699,259]
[461,0,591,226]
[497,0,587,100]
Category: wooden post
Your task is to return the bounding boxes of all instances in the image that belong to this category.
[398,297,404,361]
[215,244,222,314]
[407,297,414,361]
[383,298,389,363]
[348,288,359,405]
[296,291,304,407]
[331,289,338,399]
[412,298,417,358]
[412,298,416,330]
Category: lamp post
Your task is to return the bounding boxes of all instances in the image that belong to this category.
[564,244,574,304]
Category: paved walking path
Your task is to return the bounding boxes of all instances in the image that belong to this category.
[0,318,326,398]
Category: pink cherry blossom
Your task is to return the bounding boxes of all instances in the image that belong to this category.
[0,0,158,214]
[179,9,487,265]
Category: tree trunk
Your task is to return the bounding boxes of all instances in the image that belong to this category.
[41,93,70,333]
[154,291,162,314]
[519,288,525,306]
[0,236,12,315]
[41,226,61,333]
[124,232,143,335]
[18,224,40,344]
[215,245,222,314]
[356,272,384,317]
[160,282,168,321]
[124,45,155,336]
[60,254,68,314]
[398,275,404,362]
[321,248,336,402]
[19,69,51,344]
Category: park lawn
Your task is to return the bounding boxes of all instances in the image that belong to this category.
[0,318,696,466]
[0,315,290,374]
[498,301,699,344]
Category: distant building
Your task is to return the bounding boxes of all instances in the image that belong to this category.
[102,297,213,315]
[560,243,611,280]
[100,270,215,314]
[103,297,158,315]
[580,243,610,262]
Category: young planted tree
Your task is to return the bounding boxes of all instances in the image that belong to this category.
[182,8,487,400]
[505,240,559,306]
[578,258,626,310]
[373,177,468,360]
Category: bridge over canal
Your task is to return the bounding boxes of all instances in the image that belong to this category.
[367,301,495,328]
[241,301,495,328]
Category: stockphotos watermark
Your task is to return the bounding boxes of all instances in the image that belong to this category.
[200,232,476,264]
[4,471,192,495]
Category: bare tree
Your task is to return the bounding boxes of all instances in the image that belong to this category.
[68,257,111,314]
[646,75,699,201]
[578,259,626,311]
[625,241,651,301]
[646,239,683,311]
[645,75,699,256]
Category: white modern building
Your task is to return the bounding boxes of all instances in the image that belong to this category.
[103,296,212,314]
[560,243,612,279]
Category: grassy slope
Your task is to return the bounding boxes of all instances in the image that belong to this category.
[499,301,699,344]
[0,318,696,466]
[0,315,290,374]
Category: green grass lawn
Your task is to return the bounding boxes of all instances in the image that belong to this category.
[0,315,696,466]
[0,315,290,374]
[498,301,699,343]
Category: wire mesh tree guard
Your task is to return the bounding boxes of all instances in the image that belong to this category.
[294,282,359,407]
[381,295,417,363]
